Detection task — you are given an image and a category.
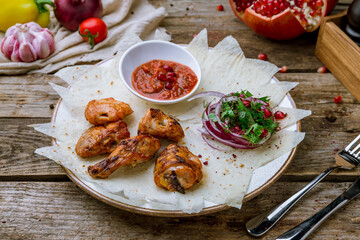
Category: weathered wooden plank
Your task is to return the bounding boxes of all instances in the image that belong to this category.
[0,117,65,178]
[0,74,64,118]
[0,181,359,239]
[1,72,358,118]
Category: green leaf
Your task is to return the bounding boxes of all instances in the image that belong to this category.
[258,96,270,102]
[241,90,253,98]
[208,113,217,122]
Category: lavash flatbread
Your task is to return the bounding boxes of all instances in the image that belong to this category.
[32,29,310,213]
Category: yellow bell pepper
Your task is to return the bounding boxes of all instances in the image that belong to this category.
[0,0,54,32]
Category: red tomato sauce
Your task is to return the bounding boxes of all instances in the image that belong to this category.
[132,60,198,100]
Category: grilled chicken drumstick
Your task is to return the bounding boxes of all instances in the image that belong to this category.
[85,97,133,125]
[138,108,184,142]
[75,120,130,158]
[154,144,202,193]
[88,135,161,178]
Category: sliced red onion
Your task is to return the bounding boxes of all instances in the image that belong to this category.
[202,118,256,149]
[195,91,274,150]
[187,91,225,102]
[228,131,255,146]
[214,101,228,130]
[198,127,209,135]
[201,133,226,151]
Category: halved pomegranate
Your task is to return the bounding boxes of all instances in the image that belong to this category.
[229,0,338,40]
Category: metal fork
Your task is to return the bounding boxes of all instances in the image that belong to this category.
[246,134,360,237]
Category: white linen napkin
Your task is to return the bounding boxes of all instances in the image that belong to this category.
[0,0,169,75]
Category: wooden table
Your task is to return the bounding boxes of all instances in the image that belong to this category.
[1,0,359,239]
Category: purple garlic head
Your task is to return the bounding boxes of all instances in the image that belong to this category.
[1,22,55,62]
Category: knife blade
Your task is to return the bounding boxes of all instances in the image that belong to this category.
[276,177,360,240]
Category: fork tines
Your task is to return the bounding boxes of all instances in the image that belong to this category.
[341,134,360,166]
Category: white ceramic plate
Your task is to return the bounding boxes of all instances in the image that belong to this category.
[51,64,299,216]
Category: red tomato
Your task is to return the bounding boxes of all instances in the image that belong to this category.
[79,17,107,49]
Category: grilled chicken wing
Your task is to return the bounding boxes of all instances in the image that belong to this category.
[138,108,184,142]
[88,135,161,178]
[85,98,133,125]
[75,120,130,158]
[154,144,202,193]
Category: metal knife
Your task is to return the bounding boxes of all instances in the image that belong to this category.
[276,177,360,240]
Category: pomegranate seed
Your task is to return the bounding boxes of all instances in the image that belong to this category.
[258,53,268,61]
[163,65,174,72]
[274,1,281,9]
[333,96,342,104]
[254,1,261,8]
[274,111,287,119]
[315,0,323,7]
[241,3,246,9]
[203,161,208,165]
[268,2,274,10]
[317,66,327,73]
[272,7,279,14]
[263,5,269,11]
[309,10,315,16]
[236,6,242,11]
[157,74,167,81]
[242,100,251,107]
[260,129,268,138]
[247,2,251,7]
[279,3,286,10]
[165,82,173,89]
[167,72,176,78]
[300,13,306,20]
[263,108,272,118]
[167,76,175,82]
[295,0,302,7]
[216,5,224,11]
[279,66,287,73]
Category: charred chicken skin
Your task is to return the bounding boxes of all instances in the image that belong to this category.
[138,108,184,142]
[154,144,202,193]
[75,120,130,158]
[88,134,161,179]
[85,98,133,125]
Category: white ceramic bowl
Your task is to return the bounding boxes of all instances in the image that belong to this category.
[119,40,202,105]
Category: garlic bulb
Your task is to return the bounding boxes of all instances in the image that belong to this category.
[1,22,55,62]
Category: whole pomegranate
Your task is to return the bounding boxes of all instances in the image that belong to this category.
[229,0,338,40]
